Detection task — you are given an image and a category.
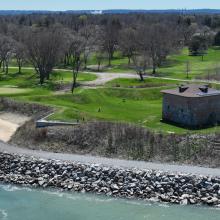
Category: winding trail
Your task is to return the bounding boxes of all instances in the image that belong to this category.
[8,66,220,87]
[9,66,220,87]
[0,141,219,176]
[81,72,137,86]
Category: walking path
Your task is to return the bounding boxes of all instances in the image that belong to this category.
[8,66,220,86]
[0,141,219,176]
[82,72,137,86]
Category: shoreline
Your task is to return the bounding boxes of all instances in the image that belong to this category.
[0,152,219,207]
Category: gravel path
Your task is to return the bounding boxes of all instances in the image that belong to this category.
[9,66,220,86]
[0,141,219,176]
[81,72,137,86]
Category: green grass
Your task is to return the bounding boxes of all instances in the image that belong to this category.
[156,47,220,79]
[2,47,220,134]
[52,70,97,82]
[85,47,220,77]
[0,68,97,88]
[10,86,220,134]
[14,87,169,128]
[106,78,182,88]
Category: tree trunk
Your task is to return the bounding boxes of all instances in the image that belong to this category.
[152,64,156,75]
[18,65,21,74]
[5,62,8,74]
[17,59,22,74]
[202,55,204,61]
[84,57,87,70]
[108,54,111,66]
[128,56,131,65]
[40,73,44,85]
[71,71,77,94]
[139,72,144,81]
[98,61,101,72]
[2,61,5,72]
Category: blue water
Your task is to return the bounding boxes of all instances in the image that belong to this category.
[0,184,219,220]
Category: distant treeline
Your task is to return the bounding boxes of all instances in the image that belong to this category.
[2,9,220,15]
[0,12,219,88]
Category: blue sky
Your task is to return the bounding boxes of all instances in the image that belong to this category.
[1,0,220,11]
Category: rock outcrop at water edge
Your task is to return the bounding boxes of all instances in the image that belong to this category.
[0,152,219,207]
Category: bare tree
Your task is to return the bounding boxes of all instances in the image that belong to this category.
[119,27,136,65]
[93,26,106,71]
[132,53,151,81]
[79,25,96,69]
[68,32,85,93]
[131,25,151,81]
[25,27,63,84]
[178,16,198,45]
[147,24,179,74]
[103,18,121,66]
[13,41,26,74]
[0,34,14,74]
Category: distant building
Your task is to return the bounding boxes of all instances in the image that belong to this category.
[161,84,220,128]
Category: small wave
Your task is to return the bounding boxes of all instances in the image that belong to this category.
[0,184,32,192]
[158,203,170,208]
[42,189,116,203]
[67,194,115,203]
[0,185,20,192]
[0,209,8,220]
[43,190,65,198]
[125,200,151,207]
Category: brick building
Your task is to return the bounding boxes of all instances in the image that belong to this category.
[161,84,220,128]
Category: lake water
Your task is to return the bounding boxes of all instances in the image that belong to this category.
[0,184,219,220]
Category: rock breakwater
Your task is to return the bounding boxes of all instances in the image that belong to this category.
[0,152,219,206]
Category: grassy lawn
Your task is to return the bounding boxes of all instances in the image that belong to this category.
[86,47,220,77]
[2,47,220,134]
[52,70,97,82]
[0,68,97,88]
[154,47,220,79]
[7,85,220,134]
[12,87,174,131]
[106,78,182,88]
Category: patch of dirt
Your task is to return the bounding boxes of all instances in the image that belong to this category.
[0,112,30,142]
[0,87,29,94]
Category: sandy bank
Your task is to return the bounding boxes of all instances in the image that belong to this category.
[0,112,30,142]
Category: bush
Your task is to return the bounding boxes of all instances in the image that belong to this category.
[10,120,220,167]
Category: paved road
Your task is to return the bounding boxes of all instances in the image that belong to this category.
[0,141,219,176]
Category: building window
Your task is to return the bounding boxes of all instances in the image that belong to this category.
[167,105,170,110]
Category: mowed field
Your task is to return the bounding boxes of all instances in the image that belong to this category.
[2,47,220,134]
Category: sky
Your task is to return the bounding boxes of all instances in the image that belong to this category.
[1,0,220,11]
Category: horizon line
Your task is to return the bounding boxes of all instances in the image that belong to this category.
[0,8,220,12]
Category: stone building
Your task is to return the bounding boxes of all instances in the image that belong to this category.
[161,84,220,128]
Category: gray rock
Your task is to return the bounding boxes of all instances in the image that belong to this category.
[180,199,188,205]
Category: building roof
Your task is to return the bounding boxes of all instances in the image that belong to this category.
[161,84,220,98]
